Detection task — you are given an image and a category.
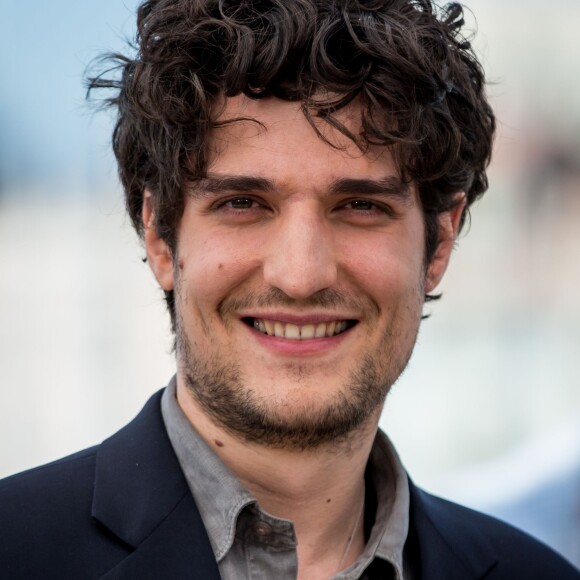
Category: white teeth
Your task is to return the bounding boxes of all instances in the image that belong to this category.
[315,323,327,338]
[325,321,336,337]
[252,319,350,340]
[300,324,315,339]
[285,323,300,340]
[274,322,284,337]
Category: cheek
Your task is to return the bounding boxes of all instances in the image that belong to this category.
[177,229,262,309]
[339,229,425,300]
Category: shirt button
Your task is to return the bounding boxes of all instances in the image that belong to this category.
[253,521,273,538]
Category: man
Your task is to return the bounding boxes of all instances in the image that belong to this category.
[0,0,578,578]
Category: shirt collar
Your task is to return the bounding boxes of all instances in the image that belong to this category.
[367,431,410,579]
[161,377,410,578]
[161,377,256,561]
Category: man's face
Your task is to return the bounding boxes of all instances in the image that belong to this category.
[146,96,457,449]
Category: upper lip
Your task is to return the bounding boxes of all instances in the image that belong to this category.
[239,312,358,325]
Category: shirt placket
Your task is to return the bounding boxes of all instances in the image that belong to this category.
[236,507,299,580]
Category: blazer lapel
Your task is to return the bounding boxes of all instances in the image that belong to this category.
[92,390,221,580]
[409,479,498,580]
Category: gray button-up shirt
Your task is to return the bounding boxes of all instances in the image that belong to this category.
[161,378,411,579]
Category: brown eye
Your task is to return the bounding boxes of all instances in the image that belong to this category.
[228,198,254,209]
[349,200,375,211]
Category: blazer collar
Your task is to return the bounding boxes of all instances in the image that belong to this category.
[408,479,499,580]
[92,389,221,580]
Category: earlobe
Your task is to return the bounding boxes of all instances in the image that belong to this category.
[143,190,175,291]
[425,194,466,293]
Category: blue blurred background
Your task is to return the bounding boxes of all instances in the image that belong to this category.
[1,0,579,568]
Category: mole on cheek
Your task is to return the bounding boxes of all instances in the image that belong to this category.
[326,498,331,503]
[218,263,224,270]
[214,439,225,448]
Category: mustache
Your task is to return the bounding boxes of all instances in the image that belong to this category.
[218,287,379,317]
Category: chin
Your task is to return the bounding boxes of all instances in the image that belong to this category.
[180,345,404,451]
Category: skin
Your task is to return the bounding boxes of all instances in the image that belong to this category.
[144,96,463,579]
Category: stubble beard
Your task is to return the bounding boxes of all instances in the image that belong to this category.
[176,287,424,452]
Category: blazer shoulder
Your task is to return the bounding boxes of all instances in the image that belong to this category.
[0,446,99,543]
[414,486,580,579]
[0,445,98,499]
[0,445,132,580]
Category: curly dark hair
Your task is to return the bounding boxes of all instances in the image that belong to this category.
[88,0,495,327]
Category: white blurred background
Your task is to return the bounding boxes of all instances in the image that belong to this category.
[1,0,579,568]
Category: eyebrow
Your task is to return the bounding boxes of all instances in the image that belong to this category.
[329,177,412,205]
[189,175,275,197]
[189,173,412,204]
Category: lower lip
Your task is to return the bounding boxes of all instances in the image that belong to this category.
[245,323,353,355]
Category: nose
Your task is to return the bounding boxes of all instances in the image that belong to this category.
[263,206,338,299]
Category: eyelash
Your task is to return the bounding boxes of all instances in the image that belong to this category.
[339,199,398,219]
[214,197,264,213]
[342,199,388,213]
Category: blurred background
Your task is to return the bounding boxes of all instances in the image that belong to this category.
[1,0,579,568]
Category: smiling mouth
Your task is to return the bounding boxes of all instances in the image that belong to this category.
[243,318,357,340]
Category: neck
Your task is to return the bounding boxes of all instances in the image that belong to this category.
[175,377,382,578]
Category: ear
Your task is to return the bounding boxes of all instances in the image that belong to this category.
[424,194,466,293]
[143,190,175,291]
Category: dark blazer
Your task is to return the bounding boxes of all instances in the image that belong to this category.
[1,390,578,580]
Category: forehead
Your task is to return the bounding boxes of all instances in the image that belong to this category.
[207,95,401,190]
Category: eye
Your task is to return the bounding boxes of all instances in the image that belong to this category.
[348,200,376,211]
[210,196,270,220]
[214,196,263,212]
[341,199,392,214]
[225,197,256,209]
[335,198,399,224]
